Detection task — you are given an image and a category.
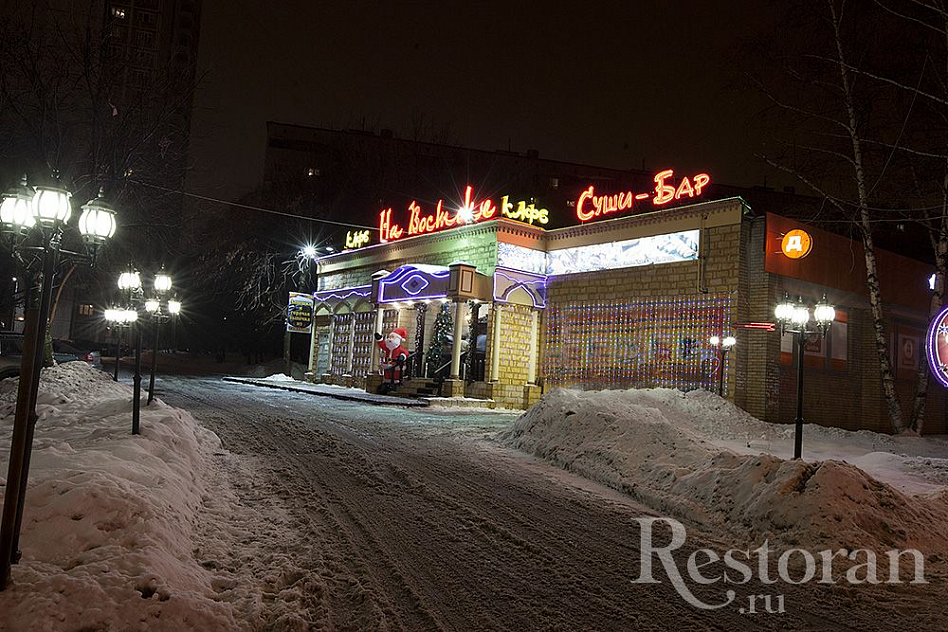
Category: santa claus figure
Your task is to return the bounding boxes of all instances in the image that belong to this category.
[375,327,409,384]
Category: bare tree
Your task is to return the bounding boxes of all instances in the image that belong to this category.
[0,0,202,300]
[743,0,928,433]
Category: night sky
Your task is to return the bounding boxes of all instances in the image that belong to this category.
[186,1,785,201]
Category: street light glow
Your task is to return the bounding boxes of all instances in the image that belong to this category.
[168,299,182,315]
[722,336,737,348]
[302,244,317,258]
[709,335,720,347]
[31,184,71,226]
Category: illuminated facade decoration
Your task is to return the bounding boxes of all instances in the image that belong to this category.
[497,242,547,275]
[377,264,452,303]
[546,230,699,276]
[780,229,812,259]
[544,295,732,392]
[926,305,948,388]
[576,169,710,222]
[379,185,552,242]
[493,267,547,308]
[345,230,371,249]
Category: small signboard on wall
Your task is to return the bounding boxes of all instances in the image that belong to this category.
[286,292,314,334]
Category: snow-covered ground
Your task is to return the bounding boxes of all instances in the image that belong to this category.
[499,387,948,558]
[0,363,238,631]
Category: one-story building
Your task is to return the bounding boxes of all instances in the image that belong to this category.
[305,175,946,434]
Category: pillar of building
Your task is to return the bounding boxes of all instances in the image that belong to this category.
[466,301,481,382]
[490,303,503,382]
[346,315,356,375]
[415,302,428,378]
[322,314,337,380]
[527,308,538,385]
[449,300,465,380]
[369,306,384,371]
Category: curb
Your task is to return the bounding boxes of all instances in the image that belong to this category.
[221,376,429,407]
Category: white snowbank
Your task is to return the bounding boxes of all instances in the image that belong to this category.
[499,388,948,556]
[261,373,295,382]
[0,362,237,630]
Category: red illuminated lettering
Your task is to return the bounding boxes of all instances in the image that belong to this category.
[379,208,403,242]
[575,169,712,223]
[652,169,676,205]
[675,176,694,199]
[693,173,710,195]
[577,186,596,222]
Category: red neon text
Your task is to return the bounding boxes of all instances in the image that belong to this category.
[576,169,711,223]
[380,185,499,242]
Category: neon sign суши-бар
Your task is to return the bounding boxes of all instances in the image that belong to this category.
[576,169,710,223]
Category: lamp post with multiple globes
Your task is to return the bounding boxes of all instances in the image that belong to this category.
[0,174,117,590]
[774,294,836,460]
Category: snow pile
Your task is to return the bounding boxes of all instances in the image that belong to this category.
[261,373,295,382]
[499,388,948,556]
[0,362,237,630]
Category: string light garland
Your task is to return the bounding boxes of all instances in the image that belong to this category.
[545,294,733,393]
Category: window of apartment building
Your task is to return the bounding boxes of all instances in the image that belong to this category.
[78,304,94,317]
[134,49,156,69]
[307,167,320,177]
[111,6,127,19]
[134,29,156,49]
[549,177,559,190]
[780,308,848,370]
[129,69,150,88]
[136,10,158,28]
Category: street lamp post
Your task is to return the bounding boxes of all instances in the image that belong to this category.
[0,175,116,590]
[708,335,737,397]
[145,270,176,405]
[774,294,836,460]
[117,268,144,435]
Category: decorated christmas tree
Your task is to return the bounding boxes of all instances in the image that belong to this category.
[426,302,453,374]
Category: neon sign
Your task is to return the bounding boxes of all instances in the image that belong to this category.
[780,229,812,259]
[576,169,710,223]
[926,305,948,388]
[379,185,546,242]
[345,230,371,249]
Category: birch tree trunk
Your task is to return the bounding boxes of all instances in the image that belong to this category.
[830,1,905,432]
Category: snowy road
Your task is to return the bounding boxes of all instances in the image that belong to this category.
[159,377,930,631]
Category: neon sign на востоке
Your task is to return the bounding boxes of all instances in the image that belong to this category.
[379,185,548,242]
[576,169,710,223]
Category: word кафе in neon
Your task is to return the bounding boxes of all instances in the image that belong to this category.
[379,185,548,243]
[576,169,710,222]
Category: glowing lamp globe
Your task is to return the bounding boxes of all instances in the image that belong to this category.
[154,272,172,294]
[1,177,36,232]
[722,336,737,348]
[791,305,810,326]
[774,300,795,324]
[167,299,182,315]
[814,297,836,326]
[144,299,160,313]
[709,335,720,347]
[118,270,141,292]
[123,309,138,323]
[78,192,117,244]
[31,184,72,227]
